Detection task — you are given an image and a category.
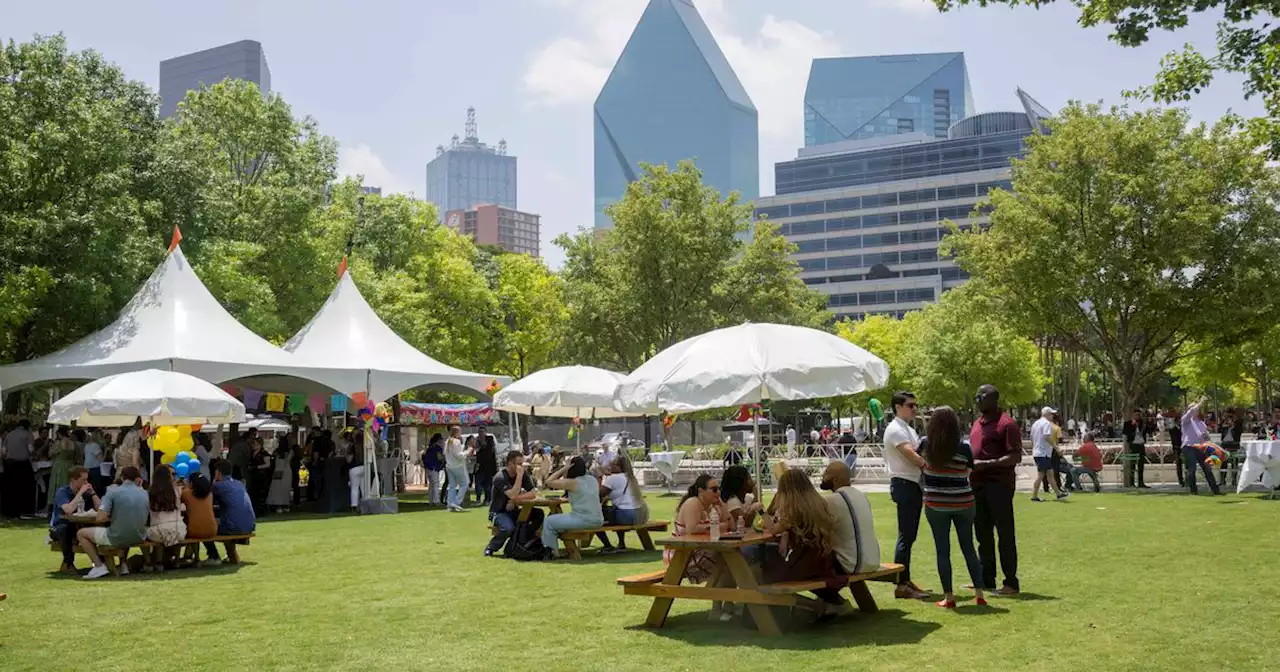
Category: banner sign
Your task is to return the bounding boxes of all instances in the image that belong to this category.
[399,402,495,427]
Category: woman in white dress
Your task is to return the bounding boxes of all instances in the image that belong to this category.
[266,440,294,512]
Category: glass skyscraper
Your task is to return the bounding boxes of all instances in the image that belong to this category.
[804,52,974,147]
[426,108,517,219]
[593,0,759,229]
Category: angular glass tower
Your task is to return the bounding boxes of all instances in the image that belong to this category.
[804,52,974,147]
[594,0,759,229]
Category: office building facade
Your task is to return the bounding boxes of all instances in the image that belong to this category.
[160,40,271,118]
[593,0,759,228]
[427,108,517,218]
[804,52,973,147]
[759,90,1048,320]
[445,204,540,258]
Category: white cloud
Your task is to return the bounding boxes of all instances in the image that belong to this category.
[521,0,646,107]
[337,143,415,196]
[873,0,939,15]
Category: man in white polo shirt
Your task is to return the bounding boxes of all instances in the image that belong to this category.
[883,391,929,600]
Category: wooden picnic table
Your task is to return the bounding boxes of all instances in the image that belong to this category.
[517,497,565,523]
[620,531,902,637]
[62,511,104,525]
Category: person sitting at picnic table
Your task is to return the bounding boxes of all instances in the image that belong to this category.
[529,444,549,487]
[182,473,218,542]
[761,468,842,610]
[50,466,100,574]
[719,465,761,529]
[484,450,539,557]
[202,459,257,567]
[819,461,880,575]
[1070,433,1104,492]
[595,454,649,553]
[144,465,186,573]
[77,465,149,580]
[664,474,731,584]
[540,456,604,560]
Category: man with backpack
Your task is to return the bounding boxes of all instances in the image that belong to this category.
[484,450,540,557]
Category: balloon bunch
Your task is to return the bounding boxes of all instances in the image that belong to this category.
[151,424,200,465]
[662,414,677,430]
[357,401,392,437]
[485,379,502,396]
[567,416,581,441]
[868,397,885,424]
[170,450,201,479]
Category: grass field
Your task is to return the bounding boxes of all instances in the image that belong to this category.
[1,489,1277,671]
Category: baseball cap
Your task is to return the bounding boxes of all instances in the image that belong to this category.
[1041,406,1057,416]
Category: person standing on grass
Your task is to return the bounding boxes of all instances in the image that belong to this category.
[1181,399,1223,496]
[484,450,539,557]
[1030,407,1068,502]
[444,426,469,512]
[919,407,987,609]
[969,384,1022,596]
[422,433,445,505]
[474,425,498,506]
[883,391,930,600]
[1122,410,1151,488]
[539,456,604,560]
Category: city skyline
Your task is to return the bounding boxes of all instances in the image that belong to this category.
[2,0,1260,267]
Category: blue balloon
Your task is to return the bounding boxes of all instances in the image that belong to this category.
[175,462,190,478]
[187,459,201,474]
[175,451,192,465]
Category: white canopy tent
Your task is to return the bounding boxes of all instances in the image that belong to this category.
[614,322,890,496]
[283,271,508,403]
[284,270,510,503]
[491,365,634,419]
[0,246,367,397]
[47,369,246,427]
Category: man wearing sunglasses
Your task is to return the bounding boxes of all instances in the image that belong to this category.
[883,390,930,600]
[969,384,1023,595]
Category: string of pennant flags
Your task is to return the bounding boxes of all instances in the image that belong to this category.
[219,385,366,415]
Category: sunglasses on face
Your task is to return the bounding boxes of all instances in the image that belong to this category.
[905,402,918,409]
[704,486,720,492]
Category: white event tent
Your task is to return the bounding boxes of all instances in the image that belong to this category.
[283,270,508,404]
[0,246,366,398]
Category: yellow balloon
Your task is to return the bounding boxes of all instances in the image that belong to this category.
[155,426,180,451]
[178,436,194,452]
[176,424,192,436]
[161,451,177,464]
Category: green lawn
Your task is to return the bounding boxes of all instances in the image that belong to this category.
[1,489,1277,671]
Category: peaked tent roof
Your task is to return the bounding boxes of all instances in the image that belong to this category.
[283,271,508,403]
[0,246,366,396]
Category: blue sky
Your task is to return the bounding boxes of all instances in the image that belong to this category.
[5,0,1258,266]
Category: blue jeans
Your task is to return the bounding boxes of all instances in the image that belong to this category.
[925,506,982,594]
[890,478,923,585]
[541,512,603,550]
[446,465,470,508]
[486,511,517,554]
[1183,446,1221,495]
[474,471,494,505]
[1070,467,1100,492]
[596,507,641,547]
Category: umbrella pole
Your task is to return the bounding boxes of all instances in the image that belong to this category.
[753,410,762,504]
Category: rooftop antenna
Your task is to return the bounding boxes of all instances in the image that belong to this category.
[465,106,478,142]
[498,139,507,156]
[436,145,445,156]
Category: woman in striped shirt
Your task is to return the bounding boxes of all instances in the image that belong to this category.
[919,406,987,608]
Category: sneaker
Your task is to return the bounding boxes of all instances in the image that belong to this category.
[483,548,494,557]
[1056,492,1070,500]
[201,558,223,568]
[84,565,110,580]
[118,564,129,576]
[1030,497,1043,502]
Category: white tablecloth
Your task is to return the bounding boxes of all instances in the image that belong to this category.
[1237,441,1280,494]
[648,451,685,478]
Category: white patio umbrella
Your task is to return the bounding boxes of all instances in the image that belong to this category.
[48,369,247,427]
[492,365,639,452]
[614,323,890,497]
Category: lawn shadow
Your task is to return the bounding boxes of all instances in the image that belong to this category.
[997,592,1059,602]
[44,562,253,582]
[567,550,664,566]
[954,602,1010,615]
[626,607,941,649]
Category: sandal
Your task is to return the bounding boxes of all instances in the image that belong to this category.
[935,599,956,609]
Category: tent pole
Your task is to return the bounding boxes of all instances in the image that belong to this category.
[364,370,376,503]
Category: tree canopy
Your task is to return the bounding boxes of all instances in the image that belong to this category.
[944,103,1280,412]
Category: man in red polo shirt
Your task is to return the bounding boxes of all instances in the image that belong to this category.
[969,384,1022,595]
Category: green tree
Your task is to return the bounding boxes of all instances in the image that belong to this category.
[944,104,1280,413]
[556,161,830,372]
[494,254,566,378]
[932,0,1280,157]
[901,286,1046,410]
[0,35,168,363]
[161,79,338,341]
[835,313,914,412]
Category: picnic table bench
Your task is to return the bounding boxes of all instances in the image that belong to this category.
[54,533,255,575]
[559,520,670,560]
[618,531,902,636]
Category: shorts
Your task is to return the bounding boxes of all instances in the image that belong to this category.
[89,527,111,546]
[1034,456,1054,471]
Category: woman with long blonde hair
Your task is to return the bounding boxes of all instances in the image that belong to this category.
[762,468,838,586]
[596,453,649,553]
